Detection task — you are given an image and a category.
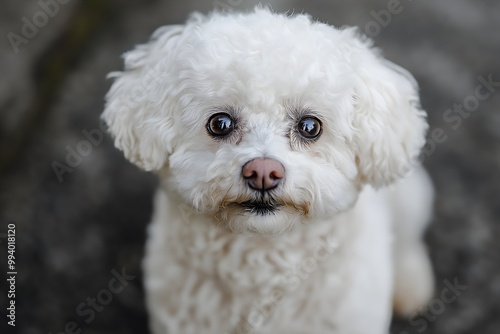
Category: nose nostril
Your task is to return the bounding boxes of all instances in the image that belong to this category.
[269,170,284,180]
[243,170,258,179]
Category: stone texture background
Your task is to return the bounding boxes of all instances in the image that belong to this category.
[0,0,499,333]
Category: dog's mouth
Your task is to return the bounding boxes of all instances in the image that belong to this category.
[239,200,281,215]
[218,194,310,218]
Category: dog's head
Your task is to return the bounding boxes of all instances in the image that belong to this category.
[103,9,427,235]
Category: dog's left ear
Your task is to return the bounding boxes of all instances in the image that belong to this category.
[102,23,190,171]
[352,45,428,188]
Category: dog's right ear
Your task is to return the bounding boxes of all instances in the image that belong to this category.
[349,33,428,188]
[102,23,188,171]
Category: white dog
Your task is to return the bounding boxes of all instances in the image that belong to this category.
[103,8,435,334]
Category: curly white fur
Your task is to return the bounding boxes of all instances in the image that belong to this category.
[103,8,434,334]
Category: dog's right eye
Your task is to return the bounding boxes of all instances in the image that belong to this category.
[207,113,235,137]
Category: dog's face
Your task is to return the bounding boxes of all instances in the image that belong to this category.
[103,9,428,235]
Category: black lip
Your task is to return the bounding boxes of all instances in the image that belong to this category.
[240,201,280,215]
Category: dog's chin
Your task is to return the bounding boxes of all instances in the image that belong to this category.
[214,200,307,236]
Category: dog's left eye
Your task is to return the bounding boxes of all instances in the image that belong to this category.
[207,113,235,137]
[297,116,322,140]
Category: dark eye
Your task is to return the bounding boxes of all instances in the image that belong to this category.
[297,116,322,140]
[207,113,235,137]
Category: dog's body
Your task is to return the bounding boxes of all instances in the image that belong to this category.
[103,8,434,334]
[144,166,434,334]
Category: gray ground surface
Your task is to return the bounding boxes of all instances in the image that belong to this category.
[0,0,499,333]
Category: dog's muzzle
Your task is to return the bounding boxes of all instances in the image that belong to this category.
[239,158,285,215]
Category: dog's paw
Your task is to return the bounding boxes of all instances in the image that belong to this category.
[393,244,434,316]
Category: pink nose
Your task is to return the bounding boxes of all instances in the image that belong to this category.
[242,158,285,191]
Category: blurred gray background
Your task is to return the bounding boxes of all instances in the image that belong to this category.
[0,0,499,333]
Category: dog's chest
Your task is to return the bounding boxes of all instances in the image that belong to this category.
[144,211,359,333]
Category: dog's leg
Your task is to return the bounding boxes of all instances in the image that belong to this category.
[390,166,435,316]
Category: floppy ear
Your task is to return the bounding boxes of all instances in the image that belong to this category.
[352,44,428,188]
[102,24,187,171]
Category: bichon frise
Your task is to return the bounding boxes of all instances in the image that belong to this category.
[103,8,435,334]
